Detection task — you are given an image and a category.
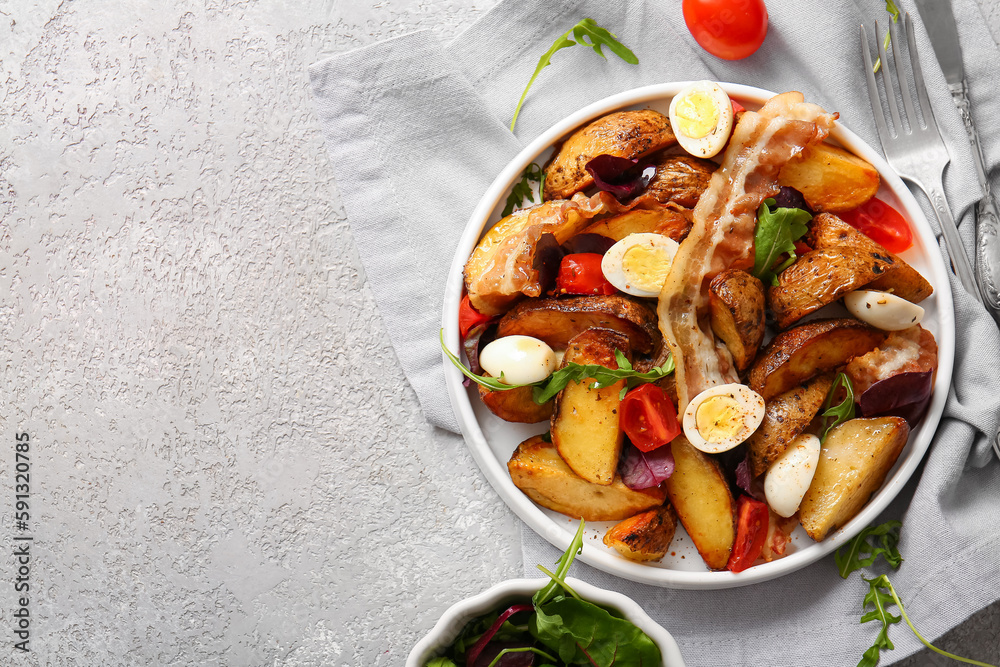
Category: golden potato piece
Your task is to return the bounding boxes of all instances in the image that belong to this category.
[709,269,766,371]
[544,109,676,200]
[479,382,553,424]
[551,329,630,485]
[496,294,660,354]
[746,373,833,478]
[748,319,885,401]
[799,417,909,541]
[507,435,667,521]
[603,506,677,562]
[464,196,602,315]
[644,155,716,208]
[579,207,691,243]
[664,436,736,570]
[808,212,933,303]
[769,247,895,329]
[778,143,880,212]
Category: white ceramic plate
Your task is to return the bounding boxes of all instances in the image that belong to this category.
[407,577,686,666]
[441,83,955,590]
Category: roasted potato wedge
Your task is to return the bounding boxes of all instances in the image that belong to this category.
[551,329,630,485]
[799,417,909,541]
[808,212,933,303]
[464,195,604,315]
[479,381,553,424]
[496,294,660,354]
[769,247,895,329]
[709,269,766,371]
[603,506,677,562]
[748,319,885,401]
[746,373,833,478]
[579,207,691,243]
[664,436,736,570]
[508,435,667,521]
[544,110,676,200]
[778,142,880,212]
[645,155,716,208]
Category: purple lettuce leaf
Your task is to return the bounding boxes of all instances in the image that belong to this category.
[585,154,656,202]
[771,186,813,215]
[561,233,616,256]
[619,442,675,490]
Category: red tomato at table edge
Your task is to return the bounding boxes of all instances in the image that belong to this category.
[727,495,769,573]
[619,383,682,452]
[839,197,914,254]
[554,253,617,296]
[682,0,769,61]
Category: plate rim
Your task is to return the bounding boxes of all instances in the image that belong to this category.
[441,82,955,589]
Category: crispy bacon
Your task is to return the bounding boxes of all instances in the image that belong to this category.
[846,325,938,395]
[657,92,838,411]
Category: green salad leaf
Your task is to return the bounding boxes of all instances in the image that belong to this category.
[531,350,674,404]
[752,198,811,286]
[531,597,662,666]
[836,520,903,579]
[819,372,856,443]
[441,329,674,404]
[837,521,998,667]
[873,1,902,73]
[502,163,546,217]
[858,575,902,667]
[511,19,638,132]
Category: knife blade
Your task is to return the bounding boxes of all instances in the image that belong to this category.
[912,0,1000,325]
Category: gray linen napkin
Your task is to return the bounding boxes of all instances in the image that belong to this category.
[310,0,1000,663]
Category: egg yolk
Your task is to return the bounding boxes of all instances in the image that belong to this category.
[695,395,744,442]
[621,243,671,293]
[673,91,719,139]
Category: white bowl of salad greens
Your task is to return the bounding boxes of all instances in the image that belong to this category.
[407,523,685,667]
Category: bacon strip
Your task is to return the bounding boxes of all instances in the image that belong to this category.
[658,92,837,411]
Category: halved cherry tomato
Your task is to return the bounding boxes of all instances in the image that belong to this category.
[620,383,682,452]
[555,253,617,296]
[682,0,769,61]
[839,197,913,254]
[726,495,769,573]
[459,294,493,339]
[793,240,812,256]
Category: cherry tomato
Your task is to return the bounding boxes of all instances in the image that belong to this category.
[682,0,769,61]
[839,197,914,254]
[793,240,812,256]
[726,495,769,573]
[620,384,682,452]
[555,253,617,296]
[459,294,493,339]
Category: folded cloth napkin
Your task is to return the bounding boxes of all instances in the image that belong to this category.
[309,0,1000,663]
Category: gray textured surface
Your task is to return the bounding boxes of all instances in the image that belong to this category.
[0,0,997,665]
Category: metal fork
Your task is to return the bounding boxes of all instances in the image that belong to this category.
[861,14,983,303]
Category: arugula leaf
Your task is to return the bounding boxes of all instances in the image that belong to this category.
[533,521,586,607]
[873,1,902,73]
[836,520,903,578]
[502,163,546,217]
[531,352,674,404]
[840,534,998,667]
[441,328,674,404]
[510,19,638,132]
[752,198,811,286]
[819,372,856,442]
[858,575,901,667]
